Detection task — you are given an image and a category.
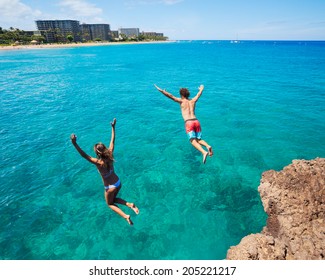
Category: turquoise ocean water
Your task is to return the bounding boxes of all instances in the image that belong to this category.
[0,41,324,260]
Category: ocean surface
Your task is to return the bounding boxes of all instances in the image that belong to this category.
[0,41,324,260]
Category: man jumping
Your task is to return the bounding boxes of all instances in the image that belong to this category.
[154,84,213,163]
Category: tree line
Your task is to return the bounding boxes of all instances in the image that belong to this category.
[0,27,46,45]
[0,26,168,45]
[119,33,168,42]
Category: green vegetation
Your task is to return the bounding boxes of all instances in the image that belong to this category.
[118,33,168,42]
[0,27,45,46]
[0,26,168,46]
[138,34,168,41]
[66,34,74,43]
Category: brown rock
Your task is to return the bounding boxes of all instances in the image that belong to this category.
[226,158,325,260]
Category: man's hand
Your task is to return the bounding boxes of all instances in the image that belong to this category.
[154,84,165,93]
[199,85,204,91]
[111,118,116,127]
[70,134,77,144]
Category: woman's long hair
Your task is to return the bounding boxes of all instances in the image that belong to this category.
[94,143,114,168]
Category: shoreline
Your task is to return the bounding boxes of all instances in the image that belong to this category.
[0,40,174,51]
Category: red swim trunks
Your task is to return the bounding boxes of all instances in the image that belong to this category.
[185,118,202,140]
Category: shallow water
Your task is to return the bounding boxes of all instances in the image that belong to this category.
[0,41,324,259]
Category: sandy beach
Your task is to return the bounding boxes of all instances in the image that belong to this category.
[0,40,174,51]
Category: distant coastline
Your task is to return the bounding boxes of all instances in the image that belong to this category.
[0,40,174,51]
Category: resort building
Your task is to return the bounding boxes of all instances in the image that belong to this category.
[80,24,91,41]
[110,31,119,40]
[23,31,36,37]
[118,28,140,38]
[22,30,45,37]
[80,24,111,41]
[35,20,81,43]
[34,20,166,43]
[142,31,164,38]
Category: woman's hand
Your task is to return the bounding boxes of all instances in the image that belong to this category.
[70,134,77,144]
[111,118,116,127]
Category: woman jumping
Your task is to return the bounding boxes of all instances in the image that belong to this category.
[70,118,139,225]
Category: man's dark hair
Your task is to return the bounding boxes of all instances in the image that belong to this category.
[180,88,190,98]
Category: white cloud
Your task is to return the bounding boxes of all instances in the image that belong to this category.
[0,0,42,29]
[58,0,102,17]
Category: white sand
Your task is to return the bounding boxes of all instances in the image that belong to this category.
[0,41,174,51]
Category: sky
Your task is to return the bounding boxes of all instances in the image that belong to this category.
[0,0,324,40]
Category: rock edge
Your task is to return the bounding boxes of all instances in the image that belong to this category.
[226,158,325,260]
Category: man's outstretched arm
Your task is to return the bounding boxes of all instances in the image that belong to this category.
[191,85,204,102]
[154,84,182,103]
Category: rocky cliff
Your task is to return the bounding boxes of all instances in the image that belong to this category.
[226,158,325,260]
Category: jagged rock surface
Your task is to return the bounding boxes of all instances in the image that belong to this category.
[226,158,325,260]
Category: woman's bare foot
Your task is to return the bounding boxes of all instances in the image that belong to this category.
[203,152,208,164]
[127,203,139,215]
[208,146,213,156]
[125,215,133,226]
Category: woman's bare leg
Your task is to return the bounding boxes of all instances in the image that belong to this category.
[105,189,133,225]
[114,198,139,214]
[108,204,133,225]
[113,186,139,214]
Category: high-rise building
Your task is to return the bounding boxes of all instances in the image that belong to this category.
[142,31,164,37]
[35,20,81,43]
[110,31,119,40]
[80,24,92,41]
[118,28,140,38]
[80,24,111,41]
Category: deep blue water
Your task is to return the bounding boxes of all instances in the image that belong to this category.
[0,40,324,259]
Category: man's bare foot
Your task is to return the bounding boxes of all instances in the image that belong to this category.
[203,152,208,164]
[127,203,139,215]
[125,215,133,226]
[208,146,213,156]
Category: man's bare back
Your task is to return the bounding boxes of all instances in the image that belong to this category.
[180,98,197,121]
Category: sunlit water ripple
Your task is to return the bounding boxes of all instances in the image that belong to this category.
[0,41,324,259]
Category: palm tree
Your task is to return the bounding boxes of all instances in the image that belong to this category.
[67,34,74,43]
